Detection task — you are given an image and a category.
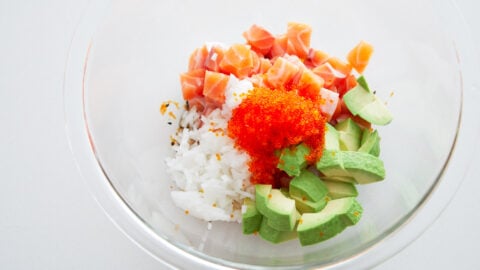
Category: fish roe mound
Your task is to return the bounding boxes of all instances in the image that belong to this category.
[227,87,326,186]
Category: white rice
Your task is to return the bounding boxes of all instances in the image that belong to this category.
[165,75,254,222]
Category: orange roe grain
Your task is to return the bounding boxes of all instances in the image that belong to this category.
[227,87,326,186]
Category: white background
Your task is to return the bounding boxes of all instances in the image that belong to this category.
[1,0,479,269]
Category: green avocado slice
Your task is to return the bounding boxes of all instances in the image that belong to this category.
[343,85,376,115]
[289,170,329,203]
[323,180,358,199]
[316,150,385,184]
[277,143,310,177]
[316,150,344,172]
[335,118,362,151]
[265,189,298,231]
[297,212,345,246]
[255,184,272,216]
[256,187,298,232]
[259,217,298,244]
[343,84,393,125]
[321,176,357,184]
[297,197,363,246]
[356,75,371,92]
[291,194,329,213]
[341,151,385,184]
[242,198,263,235]
[325,123,340,150]
[359,129,381,157]
[359,98,393,126]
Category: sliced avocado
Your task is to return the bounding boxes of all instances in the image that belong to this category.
[325,123,340,150]
[336,198,363,226]
[289,170,329,203]
[343,84,393,125]
[259,217,298,244]
[360,128,370,145]
[316,150,344,172]
[358,98,393,126]
[297,212,344,246]
[335,118,362,151]
[341,151,385,184]
[342,85,376,115]
[256,185,299,231]
[267,210,301,230]
[291,194,329,213]
[370,138,380,157]
[263,189,298,231]
[242,198,263,234]
[316,151,385,184]
[356,75,371,92]
[323,180,358,199]
[297,197,362,246]
[277,143,310,177]
[316,150,351,180]
[321,176,357,184]
[255,184,272,216]
[359,129,381,157]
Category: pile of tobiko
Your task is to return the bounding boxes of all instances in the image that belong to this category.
[162,22,392,246]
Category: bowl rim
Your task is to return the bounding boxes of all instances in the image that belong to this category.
[63,0,480,269]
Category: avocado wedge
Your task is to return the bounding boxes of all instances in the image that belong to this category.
[297,197,363,246]
[316,150,385,184]
[289,170,329,203]
[343,84,393,125]
[325,123,340,150]
[242,197,263,234]
[323,180,358,199]
[277,143,310,177]
[255,186,298,231]
[335,118,362,151]
[359,129,381,157]
[259,217,298,244]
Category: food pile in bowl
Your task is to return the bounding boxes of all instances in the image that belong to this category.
[162,22,392,246]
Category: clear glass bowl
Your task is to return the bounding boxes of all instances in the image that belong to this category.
[64,0,480,269]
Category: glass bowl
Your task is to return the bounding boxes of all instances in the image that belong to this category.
[64,0,480,269]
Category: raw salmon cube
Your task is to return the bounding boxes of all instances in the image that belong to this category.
[243,24,275,55]
[203,70,230,107]
[180,69,206,100]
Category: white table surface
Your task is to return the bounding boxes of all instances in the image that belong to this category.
[1,1,479,269]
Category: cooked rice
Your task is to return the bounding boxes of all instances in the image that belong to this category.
[165,76,254,222]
